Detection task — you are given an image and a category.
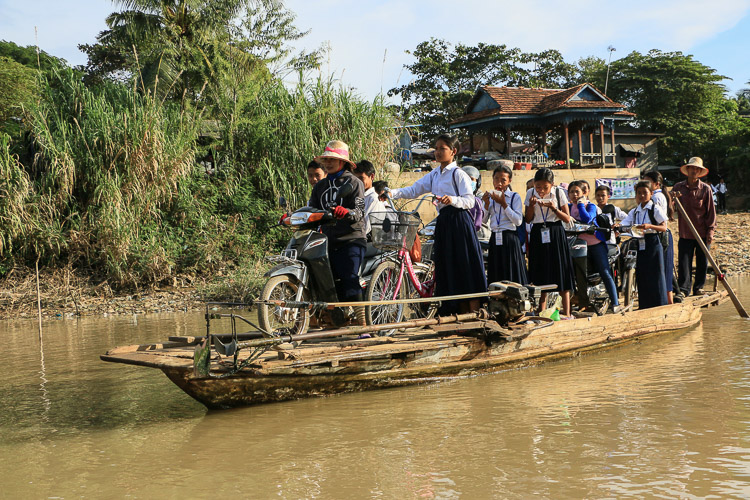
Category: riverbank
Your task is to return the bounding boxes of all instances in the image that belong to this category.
[3,211,748,320]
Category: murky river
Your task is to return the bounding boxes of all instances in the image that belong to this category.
[3,279,750,498]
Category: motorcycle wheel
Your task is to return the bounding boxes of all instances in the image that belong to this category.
[258,275,310,336]
[405,261,438,321]
[365,261,404,336]
[623,268,637,308]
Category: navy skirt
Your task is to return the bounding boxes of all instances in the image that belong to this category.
[528,222,576,292]
[663,230,675,294]
[636,234,668,309]
[488,230,528,285]
[433,206,487,315]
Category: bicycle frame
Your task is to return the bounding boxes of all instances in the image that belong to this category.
[384,247,434,300]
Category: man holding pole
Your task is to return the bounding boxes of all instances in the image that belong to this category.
[672,157,717,296]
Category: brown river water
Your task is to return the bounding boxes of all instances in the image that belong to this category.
[3,279,750,499]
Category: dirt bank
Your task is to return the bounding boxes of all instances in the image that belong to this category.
[3,212,748,320]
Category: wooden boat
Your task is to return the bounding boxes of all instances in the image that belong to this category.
[101,291,727,409]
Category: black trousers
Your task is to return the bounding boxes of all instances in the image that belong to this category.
[677,237,710,294]
[717,192,726,212]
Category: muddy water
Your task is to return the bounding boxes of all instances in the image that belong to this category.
[3,280,750,498]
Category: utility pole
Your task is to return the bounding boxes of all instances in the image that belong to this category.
[604,46,616,95]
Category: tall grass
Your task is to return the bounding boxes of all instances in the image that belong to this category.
[0,68,398,293]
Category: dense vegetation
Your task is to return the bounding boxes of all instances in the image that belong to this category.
[0,1,396,297]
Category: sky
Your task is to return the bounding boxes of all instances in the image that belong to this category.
[1,0,749,102]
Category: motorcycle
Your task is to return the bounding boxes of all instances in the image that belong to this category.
[616,228,640,308]
[258,182,388,335]
[566,222,620,316]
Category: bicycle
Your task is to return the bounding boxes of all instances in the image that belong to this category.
[365,194,439,335]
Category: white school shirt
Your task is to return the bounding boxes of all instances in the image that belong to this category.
[362,186,386,234]
[524,186,569,224]
[485,190,523,232]
[599,204,628,245]
[390,162,475,211]
[621,200,667,236]
[717,183,728,194]
[652,189,668,216]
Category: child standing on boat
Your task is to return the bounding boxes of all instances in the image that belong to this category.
[524,168,575,317]
[386,134,487,314]
[568,181,620,312]
[621,179,668,309]
[642,171,677,304]
[483,165,527,284]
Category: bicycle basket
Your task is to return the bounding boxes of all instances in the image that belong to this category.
[369,211,420,250]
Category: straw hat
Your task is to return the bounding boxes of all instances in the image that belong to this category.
[680,157,708,178]
[314,140,356,168]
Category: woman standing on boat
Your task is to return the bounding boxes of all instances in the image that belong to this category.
[642,170,677,304]
[384,134,487,314]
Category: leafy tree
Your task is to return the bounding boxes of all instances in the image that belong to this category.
[574,55,606,89]
[0,40,66,72]
[603,50,730,165]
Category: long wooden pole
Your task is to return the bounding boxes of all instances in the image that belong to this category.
[673,198,748,318]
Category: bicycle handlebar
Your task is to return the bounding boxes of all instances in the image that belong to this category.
[382,190,435,216]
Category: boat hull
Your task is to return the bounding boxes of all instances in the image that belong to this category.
[110,293,726,409]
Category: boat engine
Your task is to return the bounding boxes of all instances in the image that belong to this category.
[488,282,532,324]
[488,282,555,325]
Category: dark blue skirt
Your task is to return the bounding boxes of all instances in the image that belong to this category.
[433,206,487,315]
[663,230,675,294]
[528,222,576,292]
[637,234,668,309]
[488,230,528,285]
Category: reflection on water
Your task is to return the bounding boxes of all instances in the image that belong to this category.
[3,281,750,498]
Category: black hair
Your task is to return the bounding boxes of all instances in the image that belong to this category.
[354,160,376,177]
[373,180,389,195]
[534,167,554,184]
[642,170,674,219]
[434,134,461,153]
[307,160,324,171]
[492,165,513,179]
[579,179,590,193]
[567,180,582,192]
[595,184,612,196]
[634,179,653,192]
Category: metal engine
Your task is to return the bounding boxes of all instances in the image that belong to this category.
[488,282,554,325]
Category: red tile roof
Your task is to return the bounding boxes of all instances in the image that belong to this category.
[452,83,630,126]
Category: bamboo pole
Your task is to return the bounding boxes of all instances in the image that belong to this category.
[673,197,748,318]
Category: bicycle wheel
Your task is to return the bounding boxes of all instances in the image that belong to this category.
[405,261,438,320]
[258,275,310,335]
[365,261,404,336]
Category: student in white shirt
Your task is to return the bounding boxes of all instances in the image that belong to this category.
[621,179,668,309]
[524,168,575,317]
[353,160,386,236]
[642,171,676,303]
[386,134,486,314]
[482,165,527,284]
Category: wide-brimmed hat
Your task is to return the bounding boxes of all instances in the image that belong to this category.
[680,157,708,178]
[314,140,356,167]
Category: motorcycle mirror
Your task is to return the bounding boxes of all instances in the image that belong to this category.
[279,196,287,209]
[336,180,354,202]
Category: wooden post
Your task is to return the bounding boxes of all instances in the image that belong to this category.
[599,121,606,165]
[469,133,474,155]
[505,129,512,159]
[577,128,583,165]
[610,125,616,165]
[589,130,594,154]
[564,124,570,168]
[542,130,547,155]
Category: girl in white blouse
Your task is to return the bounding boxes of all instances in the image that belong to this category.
[388,134,486,314]
[483,165,527,284]
[524,168,575,317]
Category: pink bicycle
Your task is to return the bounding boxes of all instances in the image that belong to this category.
[364,196,438,335]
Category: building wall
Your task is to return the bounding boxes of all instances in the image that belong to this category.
[386,167,640,224]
